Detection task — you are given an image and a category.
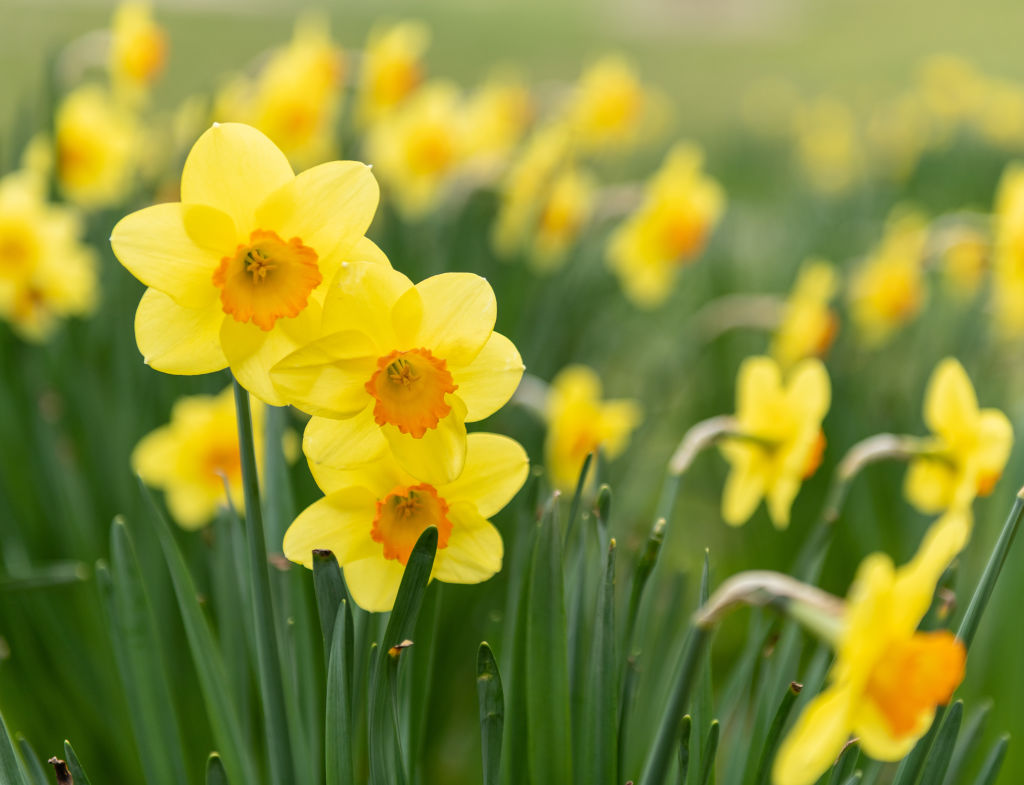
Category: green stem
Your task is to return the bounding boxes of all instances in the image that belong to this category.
[232,379,295,784]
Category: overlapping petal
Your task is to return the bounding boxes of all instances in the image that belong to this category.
[271,330,378,417]
[434,502,503,582]
[282,487,380,568]
[414,273,496,364]
[772,685,855,785]
[304,410,389,471]
[443,433,529,517]
[135,288,227,374]
[382,395,468,485]
[449,332,523,421]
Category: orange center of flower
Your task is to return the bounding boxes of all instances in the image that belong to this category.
[202,442,242,490]
[802,430,827,479]
[864,630,966,737]
[364,348,458,437]
[375,60,423,108]
[371,483,453,565]
[875,269,921,322]
[212,229,322,331]
[659,208,707,262]
[406,127,455,176]
[976,470,1001,497]
[815,311,840,357]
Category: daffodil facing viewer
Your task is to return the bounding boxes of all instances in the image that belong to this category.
[284,432,528,612]
[110,122,385,404]
[271,261,523,485]
[771,259,840,371]
[719,356,830,528]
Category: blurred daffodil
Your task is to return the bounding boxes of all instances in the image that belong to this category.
[108,1,167,102]
[271,262,523,486]
[530,166,596,273]
[357,20,430,126]
[904,358,1012,514]
[991,163,1024,338]
[792,97,862,195]
[720,356,830,528]
[939,225,989,300]
[544,365,642,493]
[284,432,527,612]
[848,209,929,346]
[110,122,384,404]
[461,74,533,178]
[607,143,724,308]
[773,509,969,785]
[771,259,840,371]
[0,171,97,342]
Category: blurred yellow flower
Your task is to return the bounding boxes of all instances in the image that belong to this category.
[939,225,989,300]
[271,262,523,486]
[365,81,466,219]
[0,171,97,342]
[530,166,596,273]
[461,74,533,178]
[771,259,840,371]
[773,509,969,785]
[991,163,1024,337]
[848,209,929,346]
[284,432,528,612]
[720,356,830,528]
[357,20,430,126]
[56,84,139,208]
[607,142,724,308]
[904,358,1012,514]
[108,1,167,101]
[110,122,384,404]
[214,17,345,169]
[133,387,266,529]
[544,365,642,493]
[792,97,861,195]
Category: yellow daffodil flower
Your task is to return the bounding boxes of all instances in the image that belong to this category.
[365,81,466,219]
[720,356,830,528]
[607,143,725,308]
[904,358,1012,514]
[110,123,384,405]
[771,260,840,371]
[108,2,168,102]
[848,209,929,346]
[461,74,533,179]
[271,262,523,485]
[792,97,862,195]
[991,163,1024,337]
[133,386,279,529]
[530,166,596,274]
[357,20,430,126]
[0,171,97,342]
[56,84,140,208]
[544,365,642,493]
[284,432,528,612]
[773,509,970,785]
[940,226,989,300]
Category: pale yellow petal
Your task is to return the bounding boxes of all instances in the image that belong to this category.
[283,488,380,568]
[441,433,529,518]
[165,485,219,531]
[736,356,781,426]
[434,502,503,583]
[786,358,831,419]
[131,425,177,486]
[852,699,930,762]
[597,399,643,457]
[451,331,524,421]
[343,556,407,613]
[976,409,1013,476]
[903,457,955,515]
[413,273,496,365]
[772,684,855,785]
[321,261,412,342]
[924,358,979,437]
[270,331,377,418]
[765,474,800,530]
[303,410,389,474]
[383,395,468,486]
[181,123,293,231]
[135,288,227,375]
[720,447,766,526]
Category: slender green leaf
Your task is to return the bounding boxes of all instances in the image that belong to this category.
[676,715,692,785]
[14,738,46,785]
[692,551,713,780]
[477,642,504,785]
[206,754,228,785]
[326,602,354,785]
[943,702,990,785]
[970,736,1009,785]
[61,742,90,785]
[919,701,963,785]
[313,549,350,664]
[504,528,534,785]
[0,709,26,785]
[828,743,860,785]
[563,451,593,545]
[697,720,719,785]
[754,682,803,785]
[840,775,863,785]
[0,562,87,591]
[582,540,617,785]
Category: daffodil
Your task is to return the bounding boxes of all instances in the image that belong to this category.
[110,122,384,405]
[607,143,725,308]
[773,509,970,785]
[357,20,430,126]
[108,1,168,102]
[544,365,642,493]
[904,358,1012,513]
[771,260,840,371]
[530,166,596,273]
[284,432,528,612]
[940,225,989,300]
[719,356,830,528]
[0,170,97,342]
[271,262,523,485]
[56,84,140,208]
[461,74,533,178]
[991,163,1024,337]
[848,208,929,346]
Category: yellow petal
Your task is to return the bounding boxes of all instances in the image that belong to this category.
[765,474,800,530]
[924,358,979,437]
[597,399,643,457]
[321,261,413,344]
[441,433,529,518]
[135,288,227,375]
[772,684,855,785]
[166,486,219,531]
[270,331,377,418]
[903,457,955,515]
[382,395,468,485]
[787,358,831,419]
[342,556,407,612]
[283,488,380,568]
[303,410,389,475]
[976,409,1013,475]
[256,161,379,267]
[181,123,293,232]
[451,331,524,421]
[852,698,930,762]
[347,236,392,268]
[131,425,176,486]
[413,273,496,365]
[720,448,766,526]
[434,502,503,583]
[111,202,236,306]
[736,356,782,426]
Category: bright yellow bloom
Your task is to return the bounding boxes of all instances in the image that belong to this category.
[0,171,97,342]
[284,432,527,612]
[607,143,725,308]
[904,358,1012,514]
[792,97,861,195]
[357,21,430,126]
[56,84,139,208]
[771,260,840,371]
[271,262,523,486]
[530,166,596,274]
[133,387,269,529]
[214,17,345,169]
[567,55,664,155]
[365,81,466,219]
[461,74,533,178]
[108,2,167,101]
[544,365,642,493]
[110,122,384,405]
[773,509,970,785]
[991,163,1024,337]
[848,209,929,346]
[720,356,830,528]
[940,225,989,300]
